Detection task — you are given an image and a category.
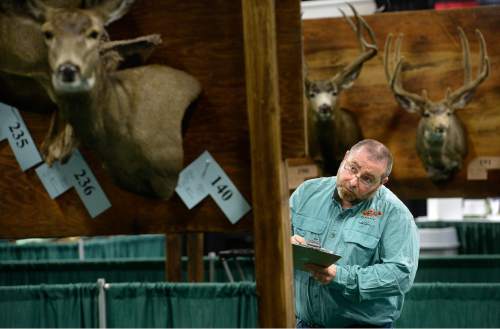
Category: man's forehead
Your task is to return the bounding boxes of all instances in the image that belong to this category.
[347,150,386,175]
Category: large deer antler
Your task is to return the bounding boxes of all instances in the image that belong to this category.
[384,33,428,113]
[384,27,490,113]
[331,3,378,88]
[446,28,490,110]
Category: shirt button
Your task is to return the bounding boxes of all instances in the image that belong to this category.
[329,232,336,238]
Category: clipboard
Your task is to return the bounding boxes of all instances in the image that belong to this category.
[292,242,341,271]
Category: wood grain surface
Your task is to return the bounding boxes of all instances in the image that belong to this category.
[0,0,304,238]
[304,6,500,199]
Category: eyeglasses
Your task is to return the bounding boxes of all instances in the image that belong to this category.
[342,161,382,188]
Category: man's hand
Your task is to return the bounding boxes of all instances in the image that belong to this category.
[291,235,306,245]
[305,263,337,285]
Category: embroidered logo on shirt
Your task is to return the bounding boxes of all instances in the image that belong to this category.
[361,209,383,218]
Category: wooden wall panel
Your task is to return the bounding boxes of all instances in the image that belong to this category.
[0,1,304,238]
[303,6,500,199]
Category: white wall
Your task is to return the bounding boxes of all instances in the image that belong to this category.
[301,0,377,19]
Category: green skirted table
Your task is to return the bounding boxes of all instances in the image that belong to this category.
[0,257,256,285]
[396,283,500,328]
[0,282,258,328]
[2,254,500,285]
[0,235,165,261]
[1,282,499,328]
[416,255,500,282]
[416,220,500,254]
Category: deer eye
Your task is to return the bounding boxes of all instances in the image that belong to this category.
[423,112,430,118]
[87,30,99,39]
[43,31,54,40]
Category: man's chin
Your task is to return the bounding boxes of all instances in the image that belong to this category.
[338,187,356,201]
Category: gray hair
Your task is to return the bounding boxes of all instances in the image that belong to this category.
[350,139,393,178]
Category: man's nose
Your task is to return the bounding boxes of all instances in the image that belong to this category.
[348,174,359,187]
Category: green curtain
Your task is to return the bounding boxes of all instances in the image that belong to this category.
[417,221,500,254]
[0,259,164,285]
[105,282,258,328]
[0,235,166,261]
[396,283,500,328]
[84,235,165,258]
[415,255,500,282]
[7,253,500,286]
[0,257,255,285]
[0,242,78,260]
[0,283,99,328]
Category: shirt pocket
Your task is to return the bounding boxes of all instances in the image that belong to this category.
[343,229,380,266]
[292,213,327,246]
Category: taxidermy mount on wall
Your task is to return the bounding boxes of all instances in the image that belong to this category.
[0,0,136,114]
[26,0,202,199]
[384,27,490,182]
[0,0,147,164]
[305,4,377,175]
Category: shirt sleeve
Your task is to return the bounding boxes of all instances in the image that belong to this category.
[289,183,304,234]
[330,207,420,302]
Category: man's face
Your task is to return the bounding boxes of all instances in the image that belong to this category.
[336,148,389,202]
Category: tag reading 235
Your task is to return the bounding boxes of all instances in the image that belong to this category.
[0,103,42,171]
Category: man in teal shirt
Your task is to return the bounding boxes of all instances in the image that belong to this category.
[290,139,419,328]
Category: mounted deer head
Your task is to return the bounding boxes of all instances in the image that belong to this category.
[305,4,376,174]
[26,0,201,199]
[1,0,141,164]
[384,28,490,181]
[26,0,136,94]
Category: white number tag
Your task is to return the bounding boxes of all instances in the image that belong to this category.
[59,150,111,218]
[0,103,42,171]
[176,151,251,224]
[36,162,72,199]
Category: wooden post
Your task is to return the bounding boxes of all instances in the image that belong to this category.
[166,234,182,282]
[187,233,205,282]
[241,0,295,327]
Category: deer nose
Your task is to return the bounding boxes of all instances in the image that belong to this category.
[57,63,81,83]
[435,126,446,134]
[318,104,331,115]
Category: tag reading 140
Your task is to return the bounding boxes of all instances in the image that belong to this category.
[210,176,233,201]
[201,151,251,224]
[176,151,251,224]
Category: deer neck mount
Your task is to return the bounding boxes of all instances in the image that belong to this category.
[384,27,490,182]
[28,0,202,199]
[305,4,376,175]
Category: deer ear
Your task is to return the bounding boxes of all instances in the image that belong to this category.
[100,49,124,71]
[92,0,135,26]
[26,0,48,22]
[336,65,363,91]
[304,78,311,92]
[449,90,476,110]
[99,34,162,67]
[394,94,424,114]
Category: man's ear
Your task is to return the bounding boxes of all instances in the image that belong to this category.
[381,176,389,185]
